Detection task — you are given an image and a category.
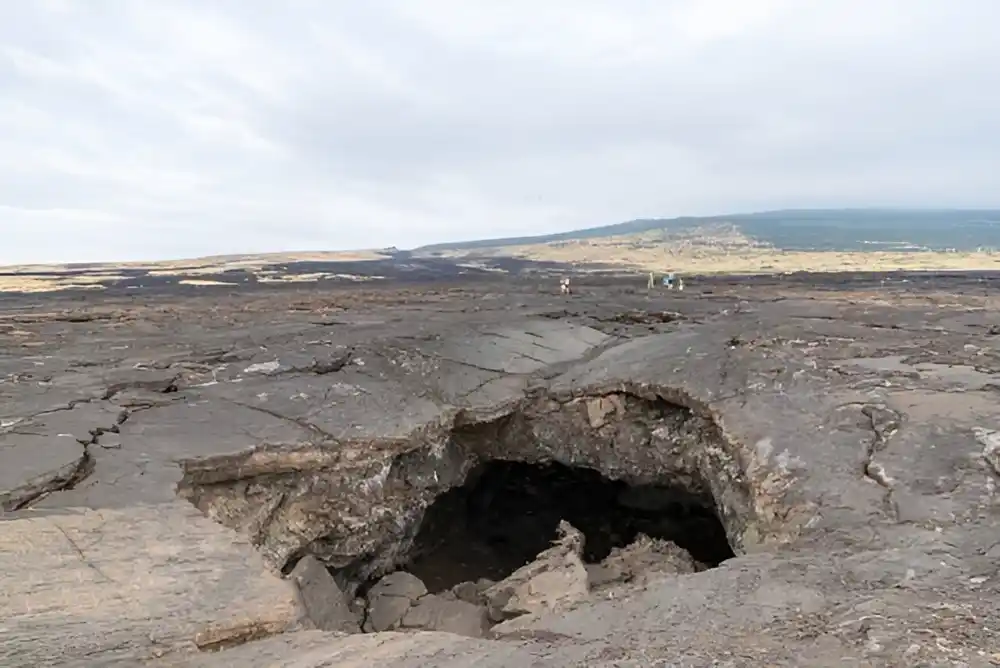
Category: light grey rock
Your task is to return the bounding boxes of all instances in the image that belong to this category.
[96,432,123,449]
[364,572,429,632]
[451,579,493,605]
[365,595,413,633]
[289,556,360,634]
[0,503,301,668]
[368,571,428,601]
[0,434,87,511]
[400,594,491,637]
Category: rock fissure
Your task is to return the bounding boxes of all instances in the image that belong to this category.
[223,399,339,441]
[1,392,157,511]
[861,403,902,493]
[2,445,93,512]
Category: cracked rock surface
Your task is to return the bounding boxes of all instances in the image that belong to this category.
[2,275,1000,666]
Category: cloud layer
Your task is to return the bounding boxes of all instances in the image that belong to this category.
[2,1,999,263]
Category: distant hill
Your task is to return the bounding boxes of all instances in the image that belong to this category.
[417,209,1000,253]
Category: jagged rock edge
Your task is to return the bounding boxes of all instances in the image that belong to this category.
[0,448,93,512]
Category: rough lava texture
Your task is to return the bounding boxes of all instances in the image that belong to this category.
[2,274,1000,665]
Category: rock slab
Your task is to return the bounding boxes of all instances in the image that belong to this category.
[289,555,361,634]
[0,502,302,667]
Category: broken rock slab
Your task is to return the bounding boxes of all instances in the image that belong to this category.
[33,399,317,511]
[484,521,590,626]
[0,502,302,668]
[400,594,491,637]
[361,571,492,638]
[451,578,495,605]
[0,400,129,511]
[289,555,361,634]
[0,433,88,511]
[363,571,428,632]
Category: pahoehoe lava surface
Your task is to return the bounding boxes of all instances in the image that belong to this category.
[2,272,1000,666]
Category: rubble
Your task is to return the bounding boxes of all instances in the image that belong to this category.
[355,521,600,638]
[359,571,489,637]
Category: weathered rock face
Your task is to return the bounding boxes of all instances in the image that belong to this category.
[176,390,748,595]
[357,570,491,638]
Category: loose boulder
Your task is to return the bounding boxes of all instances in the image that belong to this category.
[586,534,700,591]
[363,571,428,632]
[288,556,361,634]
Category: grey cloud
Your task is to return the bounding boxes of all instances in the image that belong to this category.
[1,0,999,263]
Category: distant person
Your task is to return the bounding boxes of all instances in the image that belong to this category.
[560,277,571,295]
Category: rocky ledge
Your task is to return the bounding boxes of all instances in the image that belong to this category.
[1,276,999,666]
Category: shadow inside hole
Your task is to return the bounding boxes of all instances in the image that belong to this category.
[403,460,735,593]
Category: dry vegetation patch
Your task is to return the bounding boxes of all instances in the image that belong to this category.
[461,237,1000,274]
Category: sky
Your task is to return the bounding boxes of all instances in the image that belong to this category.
[2,1,999,264]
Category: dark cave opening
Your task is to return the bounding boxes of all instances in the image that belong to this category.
[402,459,736,593]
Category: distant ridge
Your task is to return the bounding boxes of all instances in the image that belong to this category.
[417,208,1000,253]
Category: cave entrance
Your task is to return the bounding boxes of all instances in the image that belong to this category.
[403,459,735,593]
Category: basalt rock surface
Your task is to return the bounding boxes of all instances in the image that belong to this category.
[2,275,1000,666]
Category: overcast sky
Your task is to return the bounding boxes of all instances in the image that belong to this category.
[2,1,999,264]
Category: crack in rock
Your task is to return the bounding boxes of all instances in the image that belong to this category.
[860,403,902,490]
[972,427,1000,477]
